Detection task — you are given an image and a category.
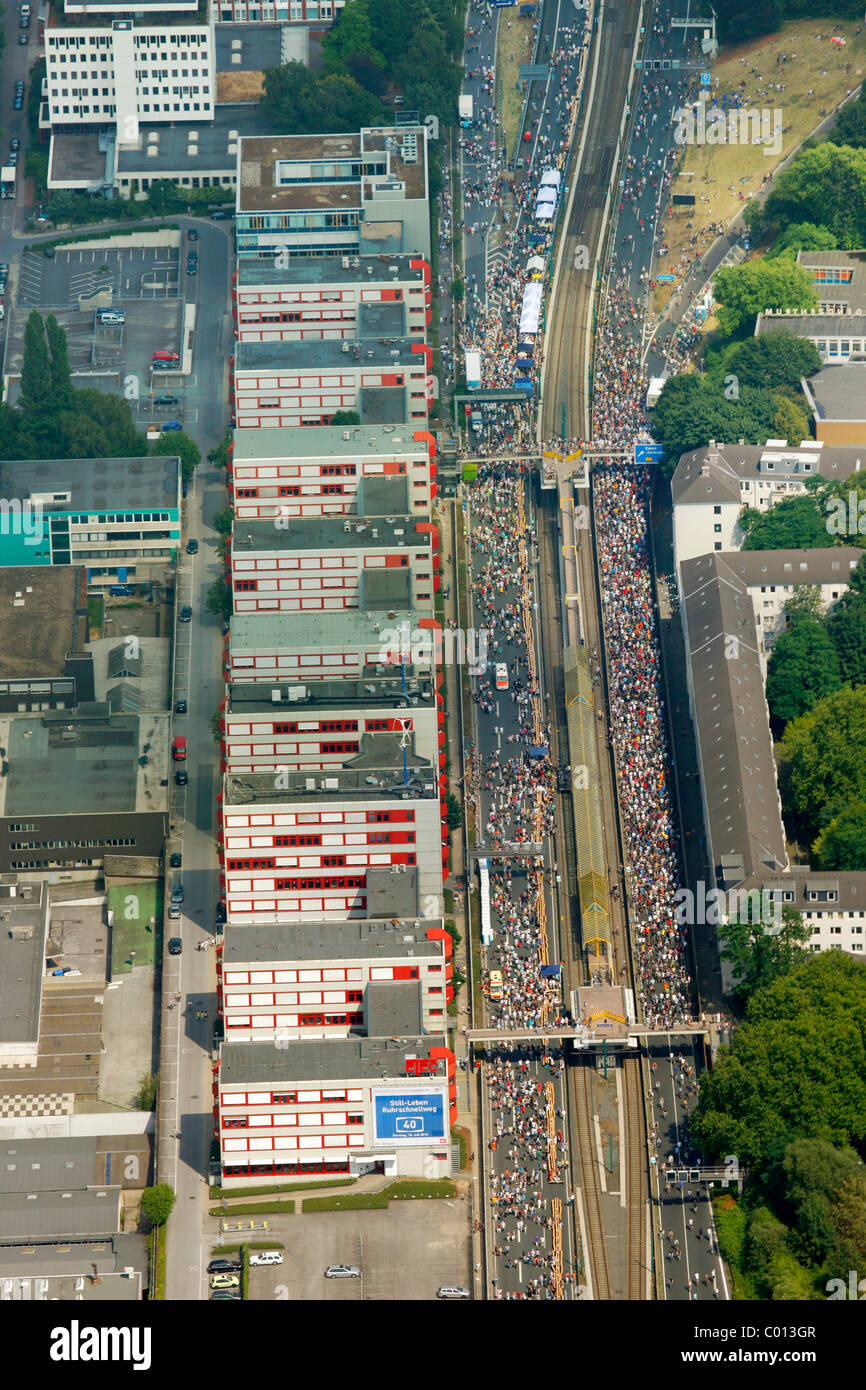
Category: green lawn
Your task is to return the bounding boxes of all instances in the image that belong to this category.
[87,594,104,638]
[208,1200,295,1217]
[109,880,162,975]
[302,1179,456,1212]
[209,1178,354,1200]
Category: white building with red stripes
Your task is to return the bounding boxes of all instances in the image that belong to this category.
[233,254,432,343]
[220,748,448,923]
[217,916,454,1042]
[226,608,442,684]
[221,675,442,776]
[229,425,437,521]
[229,515,439,614]
[230,337,433,430]
[215,1033,455,1186]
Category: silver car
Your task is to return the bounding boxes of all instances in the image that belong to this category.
[324,1265,361,1279]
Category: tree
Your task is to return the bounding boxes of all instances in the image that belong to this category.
[827,556,866,683]
[828,87,866,150]
[715,331,821,393]
[812,803,866,871]
[772,393,809,445]
[740,492,834,551]
[208,431,232,470]
[212,506,235,537]
[19,311,51,413]
[712,260,816,337]
[445,792,462,830]
[757,144,866,249]
[766,222,838,260]
[765,615,841,724]
[451,278,464,302]
[690,951,866,1170]
[206,575,232,620]
[136,1073,158,1110]
[321,0,384,78]
[330,410,360,426]
[715,0,783,44]
[719,906,810,1006]
[140,1183,176,1227]
[45,313,73,410]
[149,430,201,479]
[780,685,866,841]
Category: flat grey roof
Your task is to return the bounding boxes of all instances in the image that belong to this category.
[0,568,88,682]
[235,337,421,370]
[0,707,167,818]
[223,916,444,965]
[220,1033,448,1085]
[802,363,866,421]
[0,881,46,1048]
[215,23,301,73]
[227,674,435,714]
[357,476,411,514]
[0,1231,148,1283]
[671,441,866,506]
[740,866,866,911]
[232,515,429,553]
[756,311,866,337]
[0,456,179,512]
[361,568,412,610]
[0,1135,97,1194]
[0,1187,121,1240]
[116,104,274,177]
[230,606,417,650]
[359,301,406,337]
[49,133,107,185]
[797,250,866,269]
[360,385,407,424]
[225,733,436,803]
[237,127,427,213]
[237,253,424,288]
[366,979,422,1036]
[359,223,407,256]
[680,551,788,883]
[366,863,419,919]
[716,547,862,586]
[230,425,428,461]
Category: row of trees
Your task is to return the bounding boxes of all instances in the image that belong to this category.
[691,951,866,1297]
[261,0,466,135]
[714,0,864,45]
[746,143,866,250]
[778,683,866,868]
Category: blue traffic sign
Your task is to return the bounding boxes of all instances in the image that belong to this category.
[634,442,665,464]
[656,273,676,282]
[700,71,710,85]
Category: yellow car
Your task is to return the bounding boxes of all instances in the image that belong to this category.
[210,1272,240,1290]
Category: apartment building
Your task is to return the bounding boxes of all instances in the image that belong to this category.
[216,0,345,21]
[235,128,431,262]
[233,254,432,343]
[229,515,439,614]
[218,916,453,1042]
[229,425,437,519]
[226,608,440,684]
[230,337,433,429]
[221,675,442,777]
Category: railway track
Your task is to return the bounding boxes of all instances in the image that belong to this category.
[571,1060,612,1301]
[623,1055,647,1300]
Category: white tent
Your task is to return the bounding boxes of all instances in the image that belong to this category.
[540,168,561,188]
[519,281,543,336]
[527,255,545,273]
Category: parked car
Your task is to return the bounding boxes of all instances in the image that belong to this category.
[155,394,178,406]
[210,1290,241,1301]
[186,538,198,554]
[175,768,188,786]
[174,698,188,714]
[210,209,231,220]
[187,228,199,241]
[96,309,124,325]
[109,584,134,597]
[210,1273,240,1290]
[19,31,28,42]
[249,1251,283,1266]
[437,1286,470,1299]
[13,98,23,110]
[179,605,192,622]
[170,883,184,904]
[324,1265,361,1279]
[167,937,182,955]
[207,1259,241,1275]
[152,349,179,363]
[169,852,182,868]
[167,904,181,920]
[7,152,17,167]
[187,259,197,276]
[162,421,182,432]
[9,140,19,153]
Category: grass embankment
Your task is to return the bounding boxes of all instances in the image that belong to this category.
[302,1179,457,1212]
[496,8,537,159]
[655,19,866,312]
[712,1192,759,1300]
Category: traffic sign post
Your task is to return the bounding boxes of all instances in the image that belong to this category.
[634,442,665,464]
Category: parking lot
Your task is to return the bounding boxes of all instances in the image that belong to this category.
[231,1198,472,1302]
[9,243,197,427]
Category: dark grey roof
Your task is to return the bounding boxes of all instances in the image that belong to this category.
[671,441,866,507]
[222,916,443,965]
[116,104,273,178]
[220,1033,448,1085]
[756,310,866,337]
[230,425,427,462]
[360,385,407,424]
[356,475,411,514]
[0,1231,148,1284]
[0,1187,121,1240]
[237,254,424,288]
[359,301,405,338]
[224,735,435,804]
[680,551,788,885]
[232,515,429,554]
[365,979,422,1036]
[366,864,418,919]
[107,645,143,680]
[0,881,46,1047]
[235,338,421,370]
[3,710,142,816]
[214,22,305,73]
[714,547,862,586]
[227,674,435,714]
[0,456,179,512]
[801,363,866,421]
[0,1136,97,1194]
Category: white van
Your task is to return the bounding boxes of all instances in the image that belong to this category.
[437,1285,470,1299]
[249,1250,283,1266]
[495,662,509,691]
[97,308,125,325]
